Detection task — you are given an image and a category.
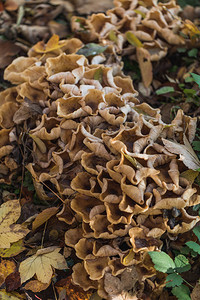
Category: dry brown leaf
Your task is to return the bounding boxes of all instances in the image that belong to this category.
[0,200,30,248]
[24,279,50,293]
[32,207,59,231]
[19,246,68,283]
[136,47,153,88]
[162,135,200,170]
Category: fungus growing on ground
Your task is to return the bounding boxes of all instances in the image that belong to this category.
[1,35,200,299]
[71,0,200,87]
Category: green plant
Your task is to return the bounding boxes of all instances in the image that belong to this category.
[149,251,191,299]
[149,225,200,299]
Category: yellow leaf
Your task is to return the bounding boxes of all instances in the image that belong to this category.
[133,9,146,18]
[0,200,29,248]
[108,30,118,43]
[0,290,25,300]
[126,31,143,48]
[122,249,135,265]
[29,133,47,154]
[182,20,200,39]
[19,247,68,284]
[122,152,143,169]
[24,279,50,293]
[32,207,59,231]
[0,259,16,286]
[0,240,26,258]
[180,170,199,184]
[33,34,66,54]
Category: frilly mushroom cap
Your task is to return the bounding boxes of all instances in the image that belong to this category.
[70,0,194,87]
[1,34,200,297]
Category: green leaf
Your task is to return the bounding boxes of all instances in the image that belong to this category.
[192,141,200,151]
[174,255,191,273]
[76,43,108,57]
[148,251,176,273]
[177,47,187,53]
[172,285,191,300]
[188,48,198,57]
[183,88,196,96]
[193,226,200,241]
[156,86,175,95]
[184,76,194,83]
[191,73,200,87]
[185,241,200,254]
[166,273,183,287]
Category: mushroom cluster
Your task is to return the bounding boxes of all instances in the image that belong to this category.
[71,0,196,87]
[1,37,200,298]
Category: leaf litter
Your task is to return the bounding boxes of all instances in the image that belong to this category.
[0,0,200,300]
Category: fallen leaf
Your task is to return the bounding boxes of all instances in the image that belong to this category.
[32,207,59,231]
[0,239,26,258]
[29,134,47,154]
[126,31,144,48]
[122,249,135,265]
[24,279,50,293]
[19,247,68,284]
[5,271,21,292]
[32,34,66,54]
[0,40,20,69]
[0,290,25,299]
[0,259,16,287]
[182,20,200,39]
[162,135,200,170]
[180,170,199,184]
[76,43,107,57]
[55,276,93,300]
[0,200,30,248]
[136,47,152,87]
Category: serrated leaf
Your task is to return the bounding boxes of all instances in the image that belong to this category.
[172,284,191,300]
[185,241,200,254]
[193,226,200,241]
[148,251,175,273]
[156,86,175,95]
[19,247,68,284]
[166,273,183,287]
[0,200,29,248]
[126,31,143,47]
[174,255,191,273]
[76,43,107,57]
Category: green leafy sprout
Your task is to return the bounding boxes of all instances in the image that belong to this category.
[149,225,200,299]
